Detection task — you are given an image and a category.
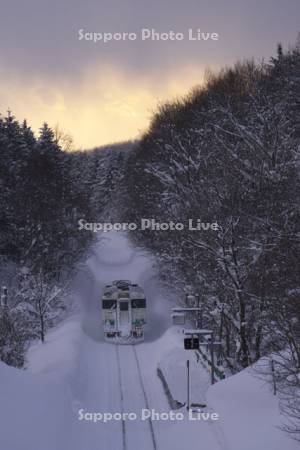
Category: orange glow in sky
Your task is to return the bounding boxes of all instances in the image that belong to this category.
[0,65,206,149]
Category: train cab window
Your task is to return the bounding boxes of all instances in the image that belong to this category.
[102,300,117,309]
[120,302,129,311]
[131,299,146,308]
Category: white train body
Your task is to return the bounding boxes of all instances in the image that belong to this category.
[102,280,146,343]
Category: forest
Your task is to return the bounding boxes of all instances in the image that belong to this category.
[123,44,300,435]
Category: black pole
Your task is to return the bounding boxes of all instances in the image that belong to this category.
[210,333,215,385]
[271,359,277,395]
[187,360,190,410]
[197,295,200,329]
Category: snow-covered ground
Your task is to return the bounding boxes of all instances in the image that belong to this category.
[208,366,298,450]
[0,231,298,450]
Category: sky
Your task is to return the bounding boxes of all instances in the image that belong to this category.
[0,0,299,149]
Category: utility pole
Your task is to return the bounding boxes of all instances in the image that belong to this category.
[210,332,215,385]
[270,359,277,396]
[187,360,190,410]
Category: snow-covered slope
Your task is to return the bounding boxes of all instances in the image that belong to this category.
[208,364,297,450]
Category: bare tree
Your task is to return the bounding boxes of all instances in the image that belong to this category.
[54,123,74,152]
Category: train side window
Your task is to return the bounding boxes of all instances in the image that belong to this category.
[132,299,146,308]
[102,300,117,309]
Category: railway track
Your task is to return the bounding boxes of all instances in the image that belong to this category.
[132,345,157,450]
[116,344,127,450]
[115,344,158,450]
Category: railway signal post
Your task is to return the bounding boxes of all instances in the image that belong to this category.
[172,304,221,385]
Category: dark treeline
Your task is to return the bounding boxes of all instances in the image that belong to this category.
[0,116,92,275]
[0,115,93,365]
[123,45,300,435]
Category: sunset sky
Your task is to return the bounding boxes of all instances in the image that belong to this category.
[0,0,299,149]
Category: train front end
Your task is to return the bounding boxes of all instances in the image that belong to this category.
[102,280,146,343]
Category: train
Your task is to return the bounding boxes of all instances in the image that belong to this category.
[102,280,146,343]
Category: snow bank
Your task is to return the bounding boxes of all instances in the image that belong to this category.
[0,315,85,450]
[0,361,73,450]
[207,365,299,450]
[26,314,83,382]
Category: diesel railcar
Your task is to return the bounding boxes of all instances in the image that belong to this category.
[102,280,146,343]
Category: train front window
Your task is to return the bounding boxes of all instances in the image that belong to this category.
[102,300,117,310]
[131,299,146,308]
[120,302,129,311]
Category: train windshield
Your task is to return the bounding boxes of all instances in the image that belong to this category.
[131,299,146,308]
[102,300,117,309]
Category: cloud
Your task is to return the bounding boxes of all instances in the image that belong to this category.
[0,0,299,147]
[0,65,206,148]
